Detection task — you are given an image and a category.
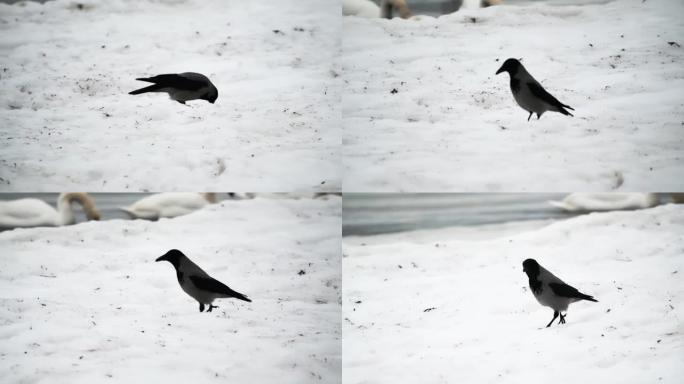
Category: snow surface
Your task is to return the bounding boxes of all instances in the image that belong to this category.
[342,0,684,191]
[0,196,341,383]
[0,0,340,192]
[343,204,684,383]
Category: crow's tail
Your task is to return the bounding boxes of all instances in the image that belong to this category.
[559,101,575,116]
[558,105,574,117]
[128,84,163,95]
[580,293,597,302]
[230,289,252,303]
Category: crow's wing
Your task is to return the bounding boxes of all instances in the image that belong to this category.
[136,74,205,91]
[549,282,597,302]
[527,82,573,110]
[189,275,251,302]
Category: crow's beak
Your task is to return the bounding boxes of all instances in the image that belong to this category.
[496,66,504,75]
[155,256,165,262]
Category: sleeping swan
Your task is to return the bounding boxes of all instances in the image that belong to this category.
[549,193,660,212]
[343,0,412,19]
[0,193,100,229]
[120,193,216,220]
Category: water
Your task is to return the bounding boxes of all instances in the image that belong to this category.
[342,193,578,236]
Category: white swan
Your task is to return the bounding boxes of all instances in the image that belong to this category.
[342,0,500,18]
[549,193,660,212]
[0,193,100,229]
[343,0,412,19]
[120,193,216,220]
[343,0,380,18]
[462,0,503,9]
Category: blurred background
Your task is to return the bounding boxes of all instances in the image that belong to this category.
[0,193,239,227]
[343,193,681,236]
[0,193,340,231]
[343,0,597,18]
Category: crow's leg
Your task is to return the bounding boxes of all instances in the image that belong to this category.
[559,313,566,324]
[527,111,533,121]
[199,303,205,312]
[207,304,218,312]
[536,113,541,120]
[546,311,559,328]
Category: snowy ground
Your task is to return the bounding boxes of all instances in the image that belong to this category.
[342,0,684,191]
[0,0,340,191]
[343,204,684,383]
[0,196,341,383]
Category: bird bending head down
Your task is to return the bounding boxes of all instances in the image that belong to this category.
[522,258,597,328]
[129,72,218,105]
[156,249,251,313]
[496,58,574,121]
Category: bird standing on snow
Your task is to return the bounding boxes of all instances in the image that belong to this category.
[522,259,597,327]
[120,193,217,220]
[129,72,218,104]
[156,249,251,312]
[496,58,574,121]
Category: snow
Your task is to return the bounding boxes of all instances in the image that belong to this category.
[0,0,340,192]
[0,196,341,383]
[342,0,684,191]
[343,204,684,383]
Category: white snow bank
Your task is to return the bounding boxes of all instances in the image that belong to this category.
[0,196,341,383]
[343,204,684,383]
[0,0,340,191]
[342,0,684,191]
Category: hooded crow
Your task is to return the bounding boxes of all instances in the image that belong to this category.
[496,58,574,121]
[129,72,218,104]
[156,249,251,312]
[522,259,597,327]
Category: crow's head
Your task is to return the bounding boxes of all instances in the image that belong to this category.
[522,258,540,278]
[156,249,185,267]
[496,58,521,76]
[203,85,218,104]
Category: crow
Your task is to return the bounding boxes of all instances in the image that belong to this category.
[156,249,251,312]
[129,72,218,104]
[522,258,597,327]
[496,58,574,121]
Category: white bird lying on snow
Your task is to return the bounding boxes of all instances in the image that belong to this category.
[342,0,500,18]
[343,0,380,18]
[549,193,659,212]
[0,193,100,229]
[462,0,503,9]
[120,192,217,220]
[343,0,412,19]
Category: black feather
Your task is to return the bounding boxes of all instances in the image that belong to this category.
[529,278,542,294]
[510,78,520,92]
[135,74,205,91]
[527,82,574,116]
[549,282,597,302]
[128,84,164,95]
[189,275,252,302]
